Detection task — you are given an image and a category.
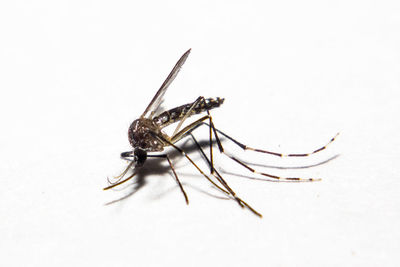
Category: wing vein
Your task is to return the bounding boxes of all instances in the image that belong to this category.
[141,49,191,119]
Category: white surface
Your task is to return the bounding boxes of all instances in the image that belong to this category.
[1,0,399,266]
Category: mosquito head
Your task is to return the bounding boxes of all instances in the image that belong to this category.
[120,148,147,167]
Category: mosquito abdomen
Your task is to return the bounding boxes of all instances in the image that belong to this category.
[153,97,224,128]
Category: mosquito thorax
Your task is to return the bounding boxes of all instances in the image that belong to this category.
[128,118,164,152]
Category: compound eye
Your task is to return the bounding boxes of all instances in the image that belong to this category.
[134,148,147,167]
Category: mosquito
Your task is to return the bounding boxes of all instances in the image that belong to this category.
[104,49,338,217]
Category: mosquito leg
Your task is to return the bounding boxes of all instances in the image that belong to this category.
[159,132,225,191]
[189,133,212,169]
[172,128,239,199]
[209,116,214,174]
[172,96,203,137]
[207,120,323,182]
[181,96,215,173]
[199,122,339,158]
[189,129,236,195]
[189,133,262,217]
[168,96,215,173]
[148,154,189,204]
[188,134,240,203]
[202,99,215,174]
[170,115,210,144]
[242,133,339,157]
[169,116,236,195]
[168,117,263,216]
[169,114,262,213]
[165,155,189,204]
[160,134,230,193]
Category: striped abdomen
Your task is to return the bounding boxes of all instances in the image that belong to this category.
[153,97,224,128]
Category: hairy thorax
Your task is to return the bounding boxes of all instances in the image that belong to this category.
[128,118,166,152]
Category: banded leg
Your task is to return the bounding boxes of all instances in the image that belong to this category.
[206,120,324,182]
[199,122,339,158]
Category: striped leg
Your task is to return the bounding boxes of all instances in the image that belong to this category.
[209,124,339,158]
[206,122,334,182]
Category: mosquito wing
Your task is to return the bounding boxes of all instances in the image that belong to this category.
[141,49,191,119]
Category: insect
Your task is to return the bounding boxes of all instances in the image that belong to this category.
[104,49,338,217]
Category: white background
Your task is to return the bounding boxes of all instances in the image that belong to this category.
[1,0,399,266]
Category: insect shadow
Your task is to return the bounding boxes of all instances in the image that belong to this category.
[238,154,340,170]
[105,138,222,206]
[220,154,340,183]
